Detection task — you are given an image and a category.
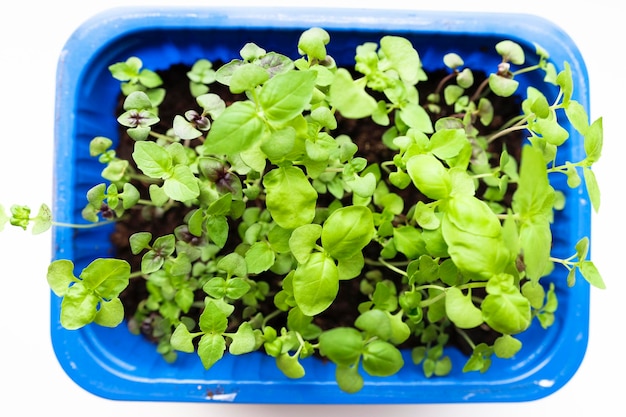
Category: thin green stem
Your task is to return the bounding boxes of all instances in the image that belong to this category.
[127,173,163,184]
[375,257,408,277]
[469,77,491,103]
[129,270,146,279]
[419,291,446,307]
[486,123,529,144]
[511,64,542,77]
[550,255,577,267]
[455,328,476,350]
[262,309,284,328]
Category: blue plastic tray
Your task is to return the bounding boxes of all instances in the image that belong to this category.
[52,7,591,404]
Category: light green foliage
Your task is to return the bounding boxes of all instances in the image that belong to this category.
[2,29,605,394]
[1,203,52,234]
[46,259,130,329]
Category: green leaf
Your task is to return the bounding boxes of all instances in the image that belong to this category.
[94,298,125,327]
[430,129,468,160]
[393,226,426,258]
[292,252,339,316]
[406,154,451,200]
[335,365,364,394]
[519,220,552,282]
[259,70,317,123]
[203,101,265,155]
[583,167,601,213]
[330,68,377,118]
[482,274,531,334]
[217,252,247,277]
[289,224,322,264]
[203,277,228,299]
[175,286,194,312]
[413,201,440,230]
[387,311,411,344]
[580,260,606,289]
[123,91,154,110]
[523,89,546,119]
[433,356,453,376]
[521,281,545,309]
[398,102,434,133]
[206,215,229,248]
[263,166,317,229]
[60,283,99,330]
[556,62,573,105]
[149,184,169,206]
[488,74,519,97]
[444,85,464,106]
[318,327,363,366]
[493,334,522,359]
[129,232,152,254]
[173,115,202,140]
[126,126,153,142]
[228,322,257,355]
[445,287,483,329]
[240,42,266,61]
[256,52,295,77]
[245,241,275,274]
[286,306,314,334]
[355,309,392,340]
[206,193,232,216]
[565,100,589,134]
[362,340,404,377]
[109,57,143,81]
[229,62,270,93]
[198,333,226,370]
[171,323,195,353]
[132,141,172,178]
[261,127,297,161]
[141,251,162,274]
[199,300,229,334]
[120,183,140,209]
[478,97,494,125]
[31,204,52,235]
[457,68,474,89]
[534,118,569,146]
[163,164,199,202]
[380,35,421,85]
[79,258,131,300]
[512,145,554,217]
[298,27,330,60]
[584,117,603,164]
[443,53,464,69]
[337,252,365,280]
[463,343,493,373]
[321,206,375,260]
[46,259,76,297]
[512,145,555,281]
[197,93,225,118]
[138,69,163,89]
[345,172,377,198]
[276,353,306,379]
[442,195,511,280]
[495,40,525,65]
[226,278,251,299]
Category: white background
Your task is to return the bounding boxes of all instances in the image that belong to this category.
[0,1,621,415]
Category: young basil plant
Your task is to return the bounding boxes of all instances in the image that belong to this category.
[1,27,605,394]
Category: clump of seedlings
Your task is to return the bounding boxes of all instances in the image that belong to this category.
[1,27,604,393]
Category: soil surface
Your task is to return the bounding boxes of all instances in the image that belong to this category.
[113,63,523,356]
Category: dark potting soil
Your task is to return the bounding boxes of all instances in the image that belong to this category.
[113,63,523,357]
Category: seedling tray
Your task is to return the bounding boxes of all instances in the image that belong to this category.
[53,6,591,403]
